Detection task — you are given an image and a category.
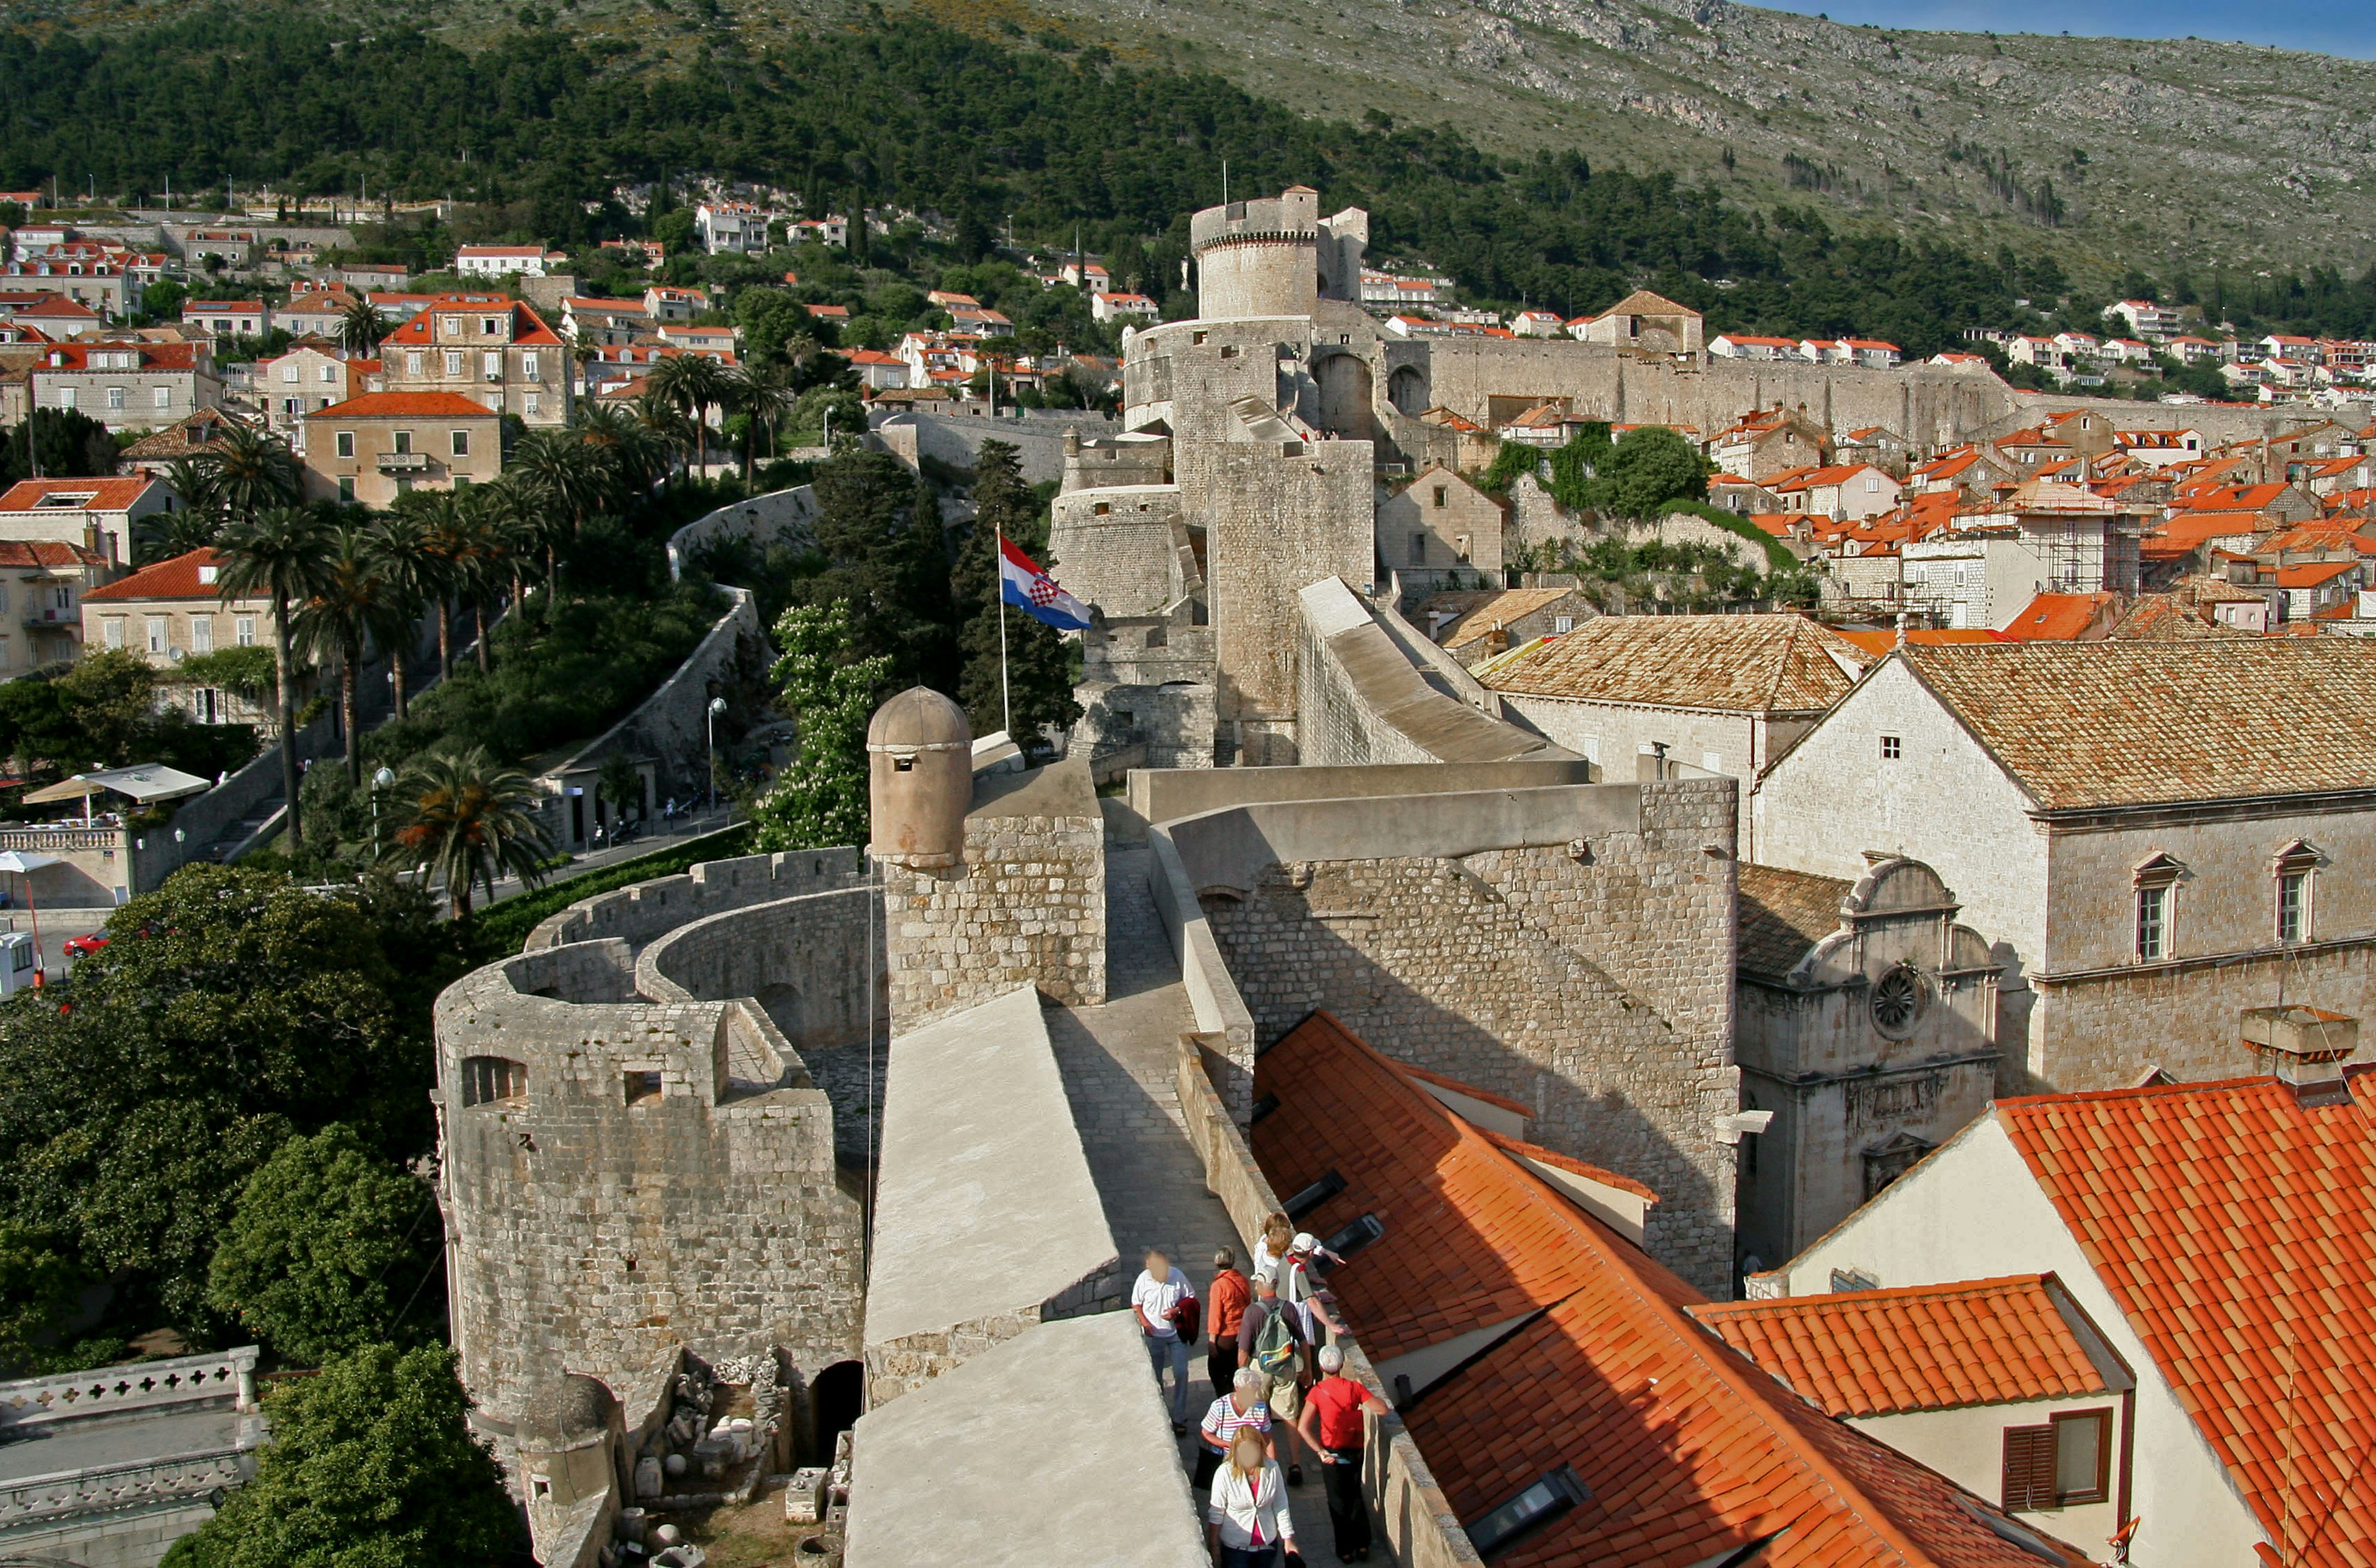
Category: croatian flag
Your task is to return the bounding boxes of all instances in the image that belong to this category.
[999,536,1092,631]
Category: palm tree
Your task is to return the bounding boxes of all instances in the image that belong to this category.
[390,489,478,680]
[507,429,602,602]
[293,525,409,786]
[203,422,303,530]
[477,475,551,613]
[360,510,437,718]
[215,504,336,848]
[337,298,391,358]
[729,360,795,476]
[450,491,509,673]
[630,389,694,487]
[574,402,662,505]
[389,746,555,919]
[647,351,730,476]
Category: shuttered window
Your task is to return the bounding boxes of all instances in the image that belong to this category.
[2002,1424,2056,1512]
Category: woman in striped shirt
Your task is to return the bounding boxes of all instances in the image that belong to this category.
[1192,1367,1273,1491]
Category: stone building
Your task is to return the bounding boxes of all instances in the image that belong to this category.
[1733,856,2003,1275]
[300,391,502,506]
[1479,613,1869,787]
[1754,638,2376,1091]
[1573,288,1705,353]
[1376,460,1506,593]
[376,292,571,426]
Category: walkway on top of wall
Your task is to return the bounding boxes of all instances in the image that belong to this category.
[1045,845,1356,1557]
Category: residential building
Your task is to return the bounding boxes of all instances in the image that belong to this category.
[947,304,1015,337]
[179,230,256,268]
[1508,309,1564,337]
[693,202,781,256]
[1252,1010,2093,1568]
[376,295,570,426]
[1481,613,1867,781]
[454,245,563,278]
[0,291,101,339]
[1692,1277,2134,1547]
[1769,462,1901,521]
[642,285,709,324]
[2,254,129,317]
[300,390,502,507]
[368,291,438,324]
[180,299,270,338]
[559,296,653,347]
[1754,637,2376,1089]
[274,285,364,340]
[1414,585,1590,665]
[80,547,278,727]
[1999,591,2121,642]
[0,538,111,671]
[1058,260,1109,293]
[1732,856,2004,1269]
[1376,462,1506,592]
[121,408,254,478]
[654,323,738,358]
[254,341,378,441]
[1076,287,1151,326]
[0,476,168,567]
[1571,288,1702,353]
[785,215,847,248]
[1901,482,2143,631]
[26,341,220,432]
[1762,1056,2376,1568]
[1708,408,1835,479]
[1357,269,1439,307]
[1707,333,1801,361]
[843,349,909,392]
[2101,298,2176,338]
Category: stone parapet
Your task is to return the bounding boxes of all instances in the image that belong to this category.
[526,846,863,954]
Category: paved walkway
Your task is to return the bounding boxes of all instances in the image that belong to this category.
[1049,845,1366,1560]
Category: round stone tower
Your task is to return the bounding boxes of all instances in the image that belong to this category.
[1191,185,1321,321]
[866,687,971,868]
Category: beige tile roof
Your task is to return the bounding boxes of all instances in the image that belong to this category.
[1418,587,1579,650]
[1900,639,2376,810]
[1737,862,1853,982]
[1484,613,1867,714]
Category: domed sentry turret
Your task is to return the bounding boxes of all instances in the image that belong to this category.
[867,687,971,868]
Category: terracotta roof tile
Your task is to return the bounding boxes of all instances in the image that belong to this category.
[1254,1012,2090,1568]
[304,391,499,420]
[83,546,247,601]
[0,477,161,514]
[1483,614,1867,714]
[1897,639,2376,809]
[1689,1277,2112,1417]
[1995,1075,2376,1568]
[2001,592,2117,642]
[1736,863,1853,982]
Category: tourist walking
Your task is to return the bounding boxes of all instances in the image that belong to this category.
[1194,1366,1273,1492]
[1241,1269,1311,1484]
[1133,1247,1195,1432]
[1280,1232,1348,1345]
[1208,1429,1297,1567]
[1295,1344,1389,1562]
[1207,1246,1252,1402]
[1252,1211,1292,1280]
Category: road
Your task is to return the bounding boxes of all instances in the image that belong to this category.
[472,804,744,909]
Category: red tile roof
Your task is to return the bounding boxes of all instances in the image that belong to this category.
[1254,1012,2090,1568]
[1689,1277,2113,1418]
[304,391,498,420]
[1390,1057,1536,1119]
[0,540,105,569]
[35,342,198,371]
[2002,592,2117,642]
[83,546,240,601]
[0,477,162,514]
[377,294,562,348]
[1995,1075,2376,1568]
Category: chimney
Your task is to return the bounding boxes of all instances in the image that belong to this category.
[2240,1005,2357,1107]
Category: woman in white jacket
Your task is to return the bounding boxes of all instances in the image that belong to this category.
[1207,1429,1297,1567]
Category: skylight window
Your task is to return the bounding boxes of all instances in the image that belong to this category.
[1281,1169,1346,1220]
[1465,1465,1590,1557]
[1322,1213,1384,1260]
[33,493,93,508]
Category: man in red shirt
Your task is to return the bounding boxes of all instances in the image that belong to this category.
[1294,1343,1389,1561]
[1206,1245,1252,1404]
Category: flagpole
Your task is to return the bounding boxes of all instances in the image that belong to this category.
[997,518,1012,741]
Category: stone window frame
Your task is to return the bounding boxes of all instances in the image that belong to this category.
[1879,734,1903,760]
[460,1054,527,1108]
[2271,839,2323,946]
[2133,852,2185,962]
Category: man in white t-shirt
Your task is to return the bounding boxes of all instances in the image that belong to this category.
[1132,1246,1194,1432]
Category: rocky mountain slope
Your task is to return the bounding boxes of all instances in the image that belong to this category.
[1010,0,2376,280]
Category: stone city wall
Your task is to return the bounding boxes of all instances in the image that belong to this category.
[637,885,882,1051]
[538,588,768,806]
[1045,487,1186,619]
[665,486,819,582]
[435,926,866,1426]
[527,846,864,953]
[1197,778,1740,1294]
[880,757,1106,1033]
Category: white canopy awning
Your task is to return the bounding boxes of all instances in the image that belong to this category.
[22,764,212,806]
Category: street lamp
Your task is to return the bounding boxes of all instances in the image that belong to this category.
[707,697,727,811]
[371,765,395,859]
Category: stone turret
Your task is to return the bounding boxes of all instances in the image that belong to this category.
[867,687,971,869]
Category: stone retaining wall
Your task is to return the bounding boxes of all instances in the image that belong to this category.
[527,847,863,952]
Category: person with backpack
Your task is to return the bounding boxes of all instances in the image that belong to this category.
[1239,1269,1311,1485]
[1280,1232,1348,1346]
[1206,1246,1252,1405]
[1133,1246,1196,1433]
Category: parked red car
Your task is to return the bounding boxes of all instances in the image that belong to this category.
[61,934,107,960]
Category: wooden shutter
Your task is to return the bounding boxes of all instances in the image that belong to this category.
[2001,1424,2056,1512]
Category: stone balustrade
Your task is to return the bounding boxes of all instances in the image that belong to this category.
[0,1449,256,1526]
[0,1346,257,1430]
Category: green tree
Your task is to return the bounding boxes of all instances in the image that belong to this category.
[295,527,410,786]
[335,297,390,358]
[0,409,119,486]
[0,1221,103,1376]
[953,441,1080,753]
[1606,424,1710,519]
[647,350,731,474]
[749,601,889,853]
[215,504,336,848]
[791,448,957,691]
[160,1344,520,1568]
[200,422,303,530]
[388,745,556,918]
[207,1125,437,1364]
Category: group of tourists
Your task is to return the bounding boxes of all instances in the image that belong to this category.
[1130,1212,1387,1567]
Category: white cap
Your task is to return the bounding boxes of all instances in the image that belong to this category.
[1291,1231,1319,1252]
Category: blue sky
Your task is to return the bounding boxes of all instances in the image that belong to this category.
[1753,0,2375,59]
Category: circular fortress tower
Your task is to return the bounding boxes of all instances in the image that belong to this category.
[1192,185,1322,321]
